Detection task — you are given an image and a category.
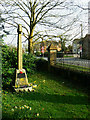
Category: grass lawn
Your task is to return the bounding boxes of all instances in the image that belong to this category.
[56,63,90,72]
[2,71,89,119]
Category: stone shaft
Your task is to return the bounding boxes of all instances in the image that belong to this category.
[17,24,22,70]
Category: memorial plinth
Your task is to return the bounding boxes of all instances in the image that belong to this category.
[15,69,28,88]
[14,24,32,92]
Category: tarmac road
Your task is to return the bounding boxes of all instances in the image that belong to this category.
[36,57,90,68]
[56,57,90,68]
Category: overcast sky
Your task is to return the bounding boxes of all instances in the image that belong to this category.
[2,0,90,47]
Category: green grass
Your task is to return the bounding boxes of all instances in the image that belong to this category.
[56,63,90,72]
[2,71,89,119]
[64,55,74,58]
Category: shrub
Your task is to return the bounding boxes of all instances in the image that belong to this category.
[35,51,41,57]
[2,45,17,87]
[2,45,17,69]
[44,51,48,57]
[35,58,48,71]
[23,53,36,74]
[2,44,37,87]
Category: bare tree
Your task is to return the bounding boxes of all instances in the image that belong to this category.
[0,0,82,53]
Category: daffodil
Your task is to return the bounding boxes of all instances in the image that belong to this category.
[29,107,31,110]
[37,113,39,116]
[21,106,24,109]
[43,80,45,83]
[11,109,14,112]
[34,81,36,84]
[15,106,18,109]
[32,85,37,88]
[26,106,29,109]
[24,105,27,107]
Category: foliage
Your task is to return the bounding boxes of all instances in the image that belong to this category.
[0,0,81,53]
[66,45,73,53]
[2,45,17,86]
[23,53,36,74]
[35,51,41,57]
[35,58,48,71]
[2,44,36,87]
[44,52,48,57]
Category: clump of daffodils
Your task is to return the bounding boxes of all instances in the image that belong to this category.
[28,83,33,86]
[13,105,32,110]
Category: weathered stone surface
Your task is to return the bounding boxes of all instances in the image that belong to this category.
[17,24,22,70]
[15,69,28,88]
[15,87,33,92]
[48,44,57,65]
[14,25,29,92]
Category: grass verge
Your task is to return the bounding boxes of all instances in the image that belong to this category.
[56,63,90,72]
[2,71,89,119]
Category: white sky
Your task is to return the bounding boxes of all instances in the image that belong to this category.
[2,0,90,47]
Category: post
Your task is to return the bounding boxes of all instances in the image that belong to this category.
[17,24,22,70]
[47,44,57,71]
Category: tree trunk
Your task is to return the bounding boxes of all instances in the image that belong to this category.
[28,5,35,54]
[28,27,34,54]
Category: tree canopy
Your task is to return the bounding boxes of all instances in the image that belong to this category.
[0,0,86,53]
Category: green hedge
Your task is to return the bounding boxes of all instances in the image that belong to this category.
[2,45,17,87]
[2,45,36,87]
[35,58,48,71]
[23,53,36,74]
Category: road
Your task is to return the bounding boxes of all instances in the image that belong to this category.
[37,57,90,68]
[56,57,90,68]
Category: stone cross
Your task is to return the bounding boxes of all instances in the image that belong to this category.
[15,24,28,89]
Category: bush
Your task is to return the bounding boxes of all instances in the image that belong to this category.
[2,45,17,87]
[23,53,36,74]
[2,44,42,87]
[35,51,41,57]
[35,58,48,71]
[44,51,48,57]
[2,45,17,68]
[2,45,37,87]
